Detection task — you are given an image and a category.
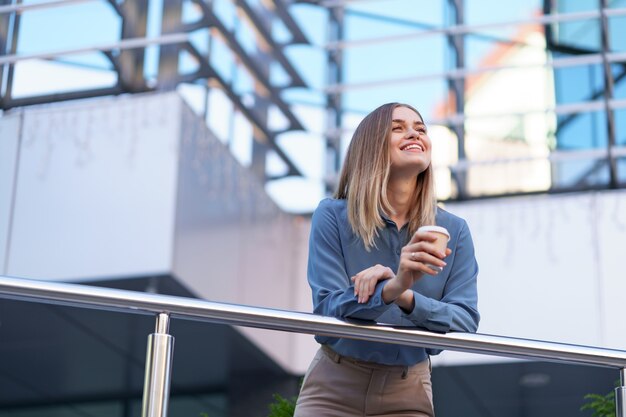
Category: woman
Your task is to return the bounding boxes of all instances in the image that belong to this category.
[294,103,480,417]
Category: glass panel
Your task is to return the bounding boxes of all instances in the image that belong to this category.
[619,157,626,186]
[465,25,547,71]
[609,15,626,52]
[552,158,611,188]
[346,0,444,29]
[557,0,599,13]
[213,0,238,32]
[464,67,555,116]
[612,64,626,100]
[555,19,601,51]
[16,2,120,55]
[463,114,553,196]
[465,158,552,197]
[342,79,448,120]
[553,64,605,105]
[616,108,626,145]
[466,0,542,26]
[11,56,117,98]
[609,0,626,8]
[289,4,328,47]
[342,36,446,83]
[556,110,608,149]
[284,46,326,90]
[208,35,236,82]
[431,124,458,200]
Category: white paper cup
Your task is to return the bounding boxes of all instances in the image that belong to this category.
[417,225,450,273]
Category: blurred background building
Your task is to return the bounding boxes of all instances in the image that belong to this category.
[1,0,626,416]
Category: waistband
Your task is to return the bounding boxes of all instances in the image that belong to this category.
[321,344,431,373]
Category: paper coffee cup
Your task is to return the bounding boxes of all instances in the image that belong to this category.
[417,225,450,273]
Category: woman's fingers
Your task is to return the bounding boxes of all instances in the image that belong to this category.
[352,265,394,303]
[409,230,438,244]
[407,251,447,268]
[405,240,447,259]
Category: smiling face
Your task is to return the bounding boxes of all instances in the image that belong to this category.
[388,105,432,178]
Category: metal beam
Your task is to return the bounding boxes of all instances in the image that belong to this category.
[157,0,183,90]
[235,0,307,87]
[118,0,149,92]
[191,0,305,132]
[324,4,344,194]
[272,0,310,44]
[600,0,618,188]
[447,0,467,200]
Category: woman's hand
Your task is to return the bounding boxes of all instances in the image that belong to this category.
[397,230,450,287]
[382,230,451,304]
[351,264,395,303]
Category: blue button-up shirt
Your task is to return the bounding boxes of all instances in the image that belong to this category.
[308,198,480,366]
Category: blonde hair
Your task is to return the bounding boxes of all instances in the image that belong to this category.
[334,103,437,250]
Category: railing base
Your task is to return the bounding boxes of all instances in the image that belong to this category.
[141,313,174,417]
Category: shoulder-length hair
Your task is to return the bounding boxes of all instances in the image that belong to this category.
[334,102,436,250]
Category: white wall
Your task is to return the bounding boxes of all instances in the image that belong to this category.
[431,191,626,365]
[0,92,314,374]
[3,95,180,280]
[0,114,21,275]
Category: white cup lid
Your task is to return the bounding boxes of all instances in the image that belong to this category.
[417,225,450,239]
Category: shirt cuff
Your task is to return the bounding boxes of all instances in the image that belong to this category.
[403,291,434,325]
[368,281,391,311]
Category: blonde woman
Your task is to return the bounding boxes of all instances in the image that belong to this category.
[294,103,479,417]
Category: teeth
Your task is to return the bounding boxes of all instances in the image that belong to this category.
[402,144,423,151]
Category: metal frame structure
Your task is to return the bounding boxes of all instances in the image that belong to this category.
[1,0,626,201]
[306,0,626,199]
[0,0,310,179]
[1,275,625,417]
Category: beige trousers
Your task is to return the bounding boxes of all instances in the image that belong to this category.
[294,346,434,417]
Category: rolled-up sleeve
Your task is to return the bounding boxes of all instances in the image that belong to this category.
[308,200,392,321]
[404,220,480,333]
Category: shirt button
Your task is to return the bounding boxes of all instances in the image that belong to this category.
[395,249,401,255]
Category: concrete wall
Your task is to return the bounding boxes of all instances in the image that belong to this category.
[0,113,21,275]
[0,92,312,373]
[1,95,180,280]
[433,191,626,365]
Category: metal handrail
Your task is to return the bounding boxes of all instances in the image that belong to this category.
[0,274,624,367]
[1,274,625,417]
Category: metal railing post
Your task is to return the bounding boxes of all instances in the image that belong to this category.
[141,313,174,417]
[617,368,626,417]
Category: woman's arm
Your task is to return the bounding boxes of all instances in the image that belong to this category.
[308,201,393,321]
[402,220,480,333]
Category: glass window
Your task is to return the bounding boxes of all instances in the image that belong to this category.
[554,64,605,105]
[557,110,608,149]
[466,0,542,26]
[342,36,446,84]
[342,79,448,120]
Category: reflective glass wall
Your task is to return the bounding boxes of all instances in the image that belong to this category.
[1,0,625,211]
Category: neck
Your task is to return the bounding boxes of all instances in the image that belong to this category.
[386,174,417,227]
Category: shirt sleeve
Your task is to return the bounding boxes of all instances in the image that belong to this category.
[403,219,480,334]
[308,201,393,321]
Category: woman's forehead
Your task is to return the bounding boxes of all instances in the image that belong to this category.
[392,106,423,123]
